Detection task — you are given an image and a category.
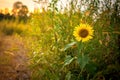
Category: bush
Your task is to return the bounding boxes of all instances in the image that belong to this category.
[0,20,31,36]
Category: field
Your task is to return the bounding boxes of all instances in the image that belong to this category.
[0,1,120,80]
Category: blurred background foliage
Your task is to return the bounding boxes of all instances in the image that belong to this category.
[0,0,120,80]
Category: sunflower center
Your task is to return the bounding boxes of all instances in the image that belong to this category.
[79,29,88,38]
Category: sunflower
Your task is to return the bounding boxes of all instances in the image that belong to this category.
[73,23,94,42]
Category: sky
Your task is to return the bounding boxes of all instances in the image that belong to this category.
[0,0,35,11]
[0,0,80,12]
[0,0,69,11]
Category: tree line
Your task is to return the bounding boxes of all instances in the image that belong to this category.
[0,1,30,22]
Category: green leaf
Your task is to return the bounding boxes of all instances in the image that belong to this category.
[63,42,76,51]
[86,62,97,75]
[64,55,75,67]
[77,54,90,70]
[65,71,72,80]
[79,75,84,80]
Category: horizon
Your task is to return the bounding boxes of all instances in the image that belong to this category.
[0,0,36,12]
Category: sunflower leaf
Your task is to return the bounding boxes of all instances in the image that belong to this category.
[63,42,76,51]
[65,71,72,80]
[77,54,90,70]
[63,55,75,67]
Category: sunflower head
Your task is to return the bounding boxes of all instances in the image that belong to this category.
[73,23,94,42]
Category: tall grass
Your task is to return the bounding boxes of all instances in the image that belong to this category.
[28,8,120,80]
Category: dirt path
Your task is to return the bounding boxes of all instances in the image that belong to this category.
[0,35,31,80]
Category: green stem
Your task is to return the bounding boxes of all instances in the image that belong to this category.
[77,69,83,80]
[77,41,84,80]
[77,41,83,54]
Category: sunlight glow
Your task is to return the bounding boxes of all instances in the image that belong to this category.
[0,0,34,12]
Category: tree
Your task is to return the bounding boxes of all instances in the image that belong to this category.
[12,1,29,18]
[18,5,28,17]
[12,1,23,16]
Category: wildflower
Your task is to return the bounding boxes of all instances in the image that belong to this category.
[73,23,94,42]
